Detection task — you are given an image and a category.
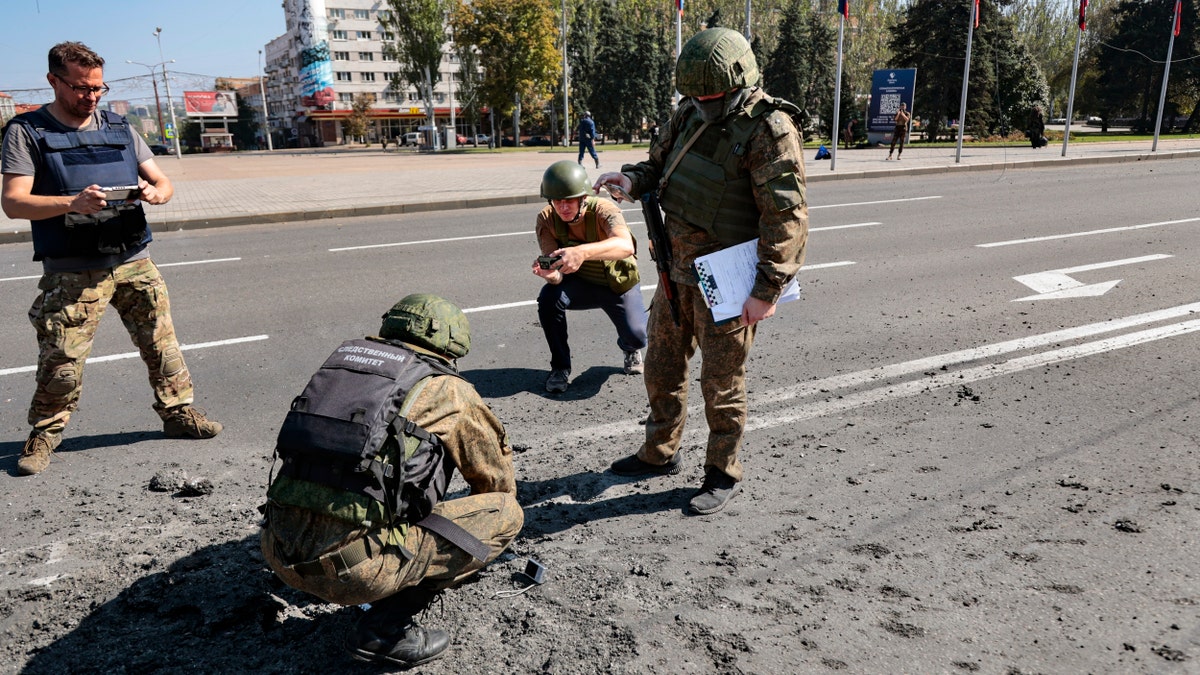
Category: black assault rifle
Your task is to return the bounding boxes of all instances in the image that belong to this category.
[640,191,680,326]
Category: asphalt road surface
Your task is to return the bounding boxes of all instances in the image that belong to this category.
[1,158,1198,673]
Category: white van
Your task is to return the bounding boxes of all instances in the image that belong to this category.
[402,132,421,146]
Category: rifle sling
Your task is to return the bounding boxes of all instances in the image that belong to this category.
[659,121,711,192]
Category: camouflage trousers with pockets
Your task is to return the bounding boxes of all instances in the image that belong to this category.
[638,283,757,481]
[261,492,525,606]
[27,258,193,434]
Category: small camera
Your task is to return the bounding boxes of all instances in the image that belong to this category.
[522,558,546,584]
[537,255,562,270]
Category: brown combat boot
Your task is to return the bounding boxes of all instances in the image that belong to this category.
[18,431,62,476]
[162,405,223,439]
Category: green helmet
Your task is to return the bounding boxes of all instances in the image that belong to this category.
[540,160,590,200]
[379,294,470,360]
[676,28,760,98]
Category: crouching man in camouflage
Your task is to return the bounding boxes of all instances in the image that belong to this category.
[260,294,523,668]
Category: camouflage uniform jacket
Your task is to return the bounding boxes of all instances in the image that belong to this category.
[264,364,516,564]
[622,88,808,305]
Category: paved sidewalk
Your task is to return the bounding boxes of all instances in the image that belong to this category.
[2,137,1198,245]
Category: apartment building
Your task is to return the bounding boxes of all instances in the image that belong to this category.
[266,0,476,147]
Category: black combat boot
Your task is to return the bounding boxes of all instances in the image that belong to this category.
[348,584,450,668]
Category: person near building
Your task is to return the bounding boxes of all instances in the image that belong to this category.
[887,102,910,160]
[577,111,599,168]
[533,160,647,394]
[261,294,523,669]
[1,41,221,477]
[593,27,807,515]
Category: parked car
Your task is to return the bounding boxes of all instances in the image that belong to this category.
[1048,117,1066,125]
[473,134,491,145]
[522,135,553,147]
[402,132,421,146]
[149,144,173,155]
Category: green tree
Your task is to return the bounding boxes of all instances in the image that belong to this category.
[343,93,376,143]
[764,2,837,138]
[1096,0,1198,132]
[229,95,259,149]
[453,0,561,142]
[587,0,674,142]
[889,0,1046,141]
[381,0,454,143]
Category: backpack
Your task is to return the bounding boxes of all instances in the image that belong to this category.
[266,338,487,560]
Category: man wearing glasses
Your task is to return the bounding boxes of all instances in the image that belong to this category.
[1,42,221,476]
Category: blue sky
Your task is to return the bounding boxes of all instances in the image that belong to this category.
[2,0,288,105]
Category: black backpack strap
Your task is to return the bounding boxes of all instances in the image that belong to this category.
[416,512,490,562]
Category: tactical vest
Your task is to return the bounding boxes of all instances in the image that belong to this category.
[552,196,640,294]
[659,95,801,246]
[267,338,469,552]
[11,108,150,260]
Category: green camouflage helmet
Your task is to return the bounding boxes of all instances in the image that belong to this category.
[676,28,760,98]
[379,294,470,359]
[540,160,591,200]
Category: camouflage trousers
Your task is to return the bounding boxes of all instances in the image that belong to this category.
[261,492,524,607]
[638,283,757,481]
[27,258,193,434]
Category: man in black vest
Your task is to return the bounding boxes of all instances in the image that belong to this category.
[1,42,221,476]
[594,28,808,515]
[261,294,523,669]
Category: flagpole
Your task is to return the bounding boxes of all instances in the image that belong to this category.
[955,0,977,163]
[1062,18,1082,156]
[1152,2,1180,152]
[674,2,682,108]
[831,12,846,170]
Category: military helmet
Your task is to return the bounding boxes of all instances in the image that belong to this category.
[540,160,591,200]
[676,28,760,98]
[379,293,470,360]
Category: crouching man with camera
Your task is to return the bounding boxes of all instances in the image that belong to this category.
[531,161,648,394]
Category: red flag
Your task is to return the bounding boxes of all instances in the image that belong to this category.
[974,0,980,28]
[676,0,683,16]
[1175,0,1182,37]
[838,0,849,19]
[1079,0,1088,31]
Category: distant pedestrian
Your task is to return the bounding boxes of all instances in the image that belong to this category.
[577,111,599,168]
[1,41,221,476]
[1027,105,1047,149]
[886,102,910,160]
[841,118,856,150]
[649,121,660,146]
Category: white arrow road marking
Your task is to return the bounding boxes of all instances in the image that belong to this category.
[1012,254,1172,301]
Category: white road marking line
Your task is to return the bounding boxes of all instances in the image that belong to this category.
[461,262,855,314]
[330,231,531,252]
[0,335,269,377]
[811,222,881,232]
[810,195,942,210]
[978,216,1200,248]
[554,301,1200,444]
[2,257,241,283]
[158,257,241,267]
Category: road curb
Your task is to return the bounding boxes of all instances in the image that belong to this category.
[2,147,1197,246]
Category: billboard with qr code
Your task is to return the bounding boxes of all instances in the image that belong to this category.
[868,69,917,132]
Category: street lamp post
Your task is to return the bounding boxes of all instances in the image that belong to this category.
[127,59,167,145]
[259,49,274,151]
[154,27,183,157]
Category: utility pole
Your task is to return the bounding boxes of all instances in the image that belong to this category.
[154,27,183,157]
[128,59,167,145]
[562,0,569,146]
[259,49,274,150]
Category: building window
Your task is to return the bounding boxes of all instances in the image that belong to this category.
[354,9,369,20]
[331,30,348,40]
[381,51,395,61]
[380,32,395,41]
[329,8,345,19]
[361,72,377,82]
[358,52,374,61]
[378,10,390,20]
[356,31,372,40]
[333,51,349,61]
[408,92,420,102]
[336,71,352,82]
[339,93,354,103]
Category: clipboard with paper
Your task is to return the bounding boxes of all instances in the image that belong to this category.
[692,238,801,325]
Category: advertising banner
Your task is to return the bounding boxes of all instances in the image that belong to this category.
[284,0,335,108]
[184,91,238,117]
[868,69,917,132]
